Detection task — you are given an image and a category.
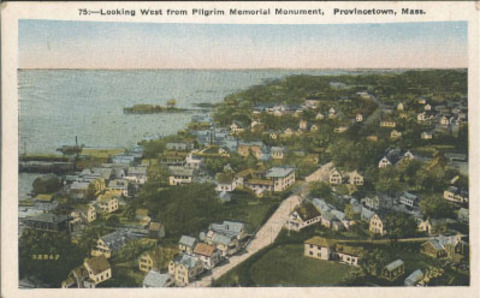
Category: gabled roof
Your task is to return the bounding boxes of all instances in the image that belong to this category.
[143,271,172,287]
[311,198,334,214]
[149,222,163,232]
[265,166,295,178]
[330,210,346,221]
[168,166,194,177]
[173,254,200,269]
[34,194,54,202]
[209,221,245,238]
[211,232,234,245]
[335,244,364,257]
[142,246,173,269]
[305,236,336,247]
[100,230,138,250]
[84,256,110,275]
[293,202,321,221]
[405,269,423,286]
[179,235,197,248]
[127,166,147,175]
[193,243,216,257]
[25,213,69,223]
[384,259,404,271]
[216,173,235,185]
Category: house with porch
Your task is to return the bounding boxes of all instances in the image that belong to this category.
[285,202,321,232]
[192,242,222,270]
[382,259,405,281]
[142,271,174,288]
[168,166,194,186]
[168,254,204,287]
[265,166,296,192]
[304,236,364,267]
[62,256,111,288]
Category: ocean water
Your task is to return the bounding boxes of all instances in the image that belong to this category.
[18,69,383,193]
[18,69,380,154]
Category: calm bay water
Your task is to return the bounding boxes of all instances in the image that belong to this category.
[18,69,385,193]
[18,69,375,154]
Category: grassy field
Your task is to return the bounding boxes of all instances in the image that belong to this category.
[221,201,278,231]
[249,244,353,286]
[98,260,145,287]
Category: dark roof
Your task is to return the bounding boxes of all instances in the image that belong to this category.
[216,173,235,185]
[335,244,364,257]
[305,236,336,247]
[294,202,321,221]
[26,213,69,223]
[84,256,110,275]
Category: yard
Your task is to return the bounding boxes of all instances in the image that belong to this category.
[214,244,354,287]
[97,260,145,288]
[250,244,354,286]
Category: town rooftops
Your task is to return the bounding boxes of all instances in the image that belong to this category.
[335,244,364,257]
[127,166,147,175]
[305,236,336,247]
[168,166,194,177]
[401,191,418,201]
[247,179,273,186]
[211,232,233,246]
[405,269,424,286]
[311,198,334,214]
[25,213,69,223]
[294,202,320,221]
[384,259,404,271]
[173,254,200,269]
[209,221,245,236]
[143,271,172,287]
[87,167,114,179]
[70,181,90,190]
[100,230,138,250]
[149,222,163,232]
[193,243,216,257]
[34,194,54,202]
[179,235,197,248]
[107,179,128,188]
[271,146,286,153]
[84,256,110,275]
[330,210,346,221]
[266,166,295,178]
[215,173,235,185]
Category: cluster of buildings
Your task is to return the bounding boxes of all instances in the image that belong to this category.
[139,221,248,287]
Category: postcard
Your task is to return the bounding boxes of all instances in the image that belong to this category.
[1,1,479,298]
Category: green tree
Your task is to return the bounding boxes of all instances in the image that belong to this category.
[419,194,454,219]
[375,167,403,195]
[308,181,332,198]
[32,174,61,195]
[106,215,120,227]
[124,202,137,221]
[385,212,418,240]
[19,230,84,286]
[359,248,391,276]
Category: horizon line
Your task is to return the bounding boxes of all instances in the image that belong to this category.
[18,67,468,71]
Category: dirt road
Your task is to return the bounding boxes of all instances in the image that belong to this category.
[188,194,303,287]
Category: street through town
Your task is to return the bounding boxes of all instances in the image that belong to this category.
[188,192,303,287]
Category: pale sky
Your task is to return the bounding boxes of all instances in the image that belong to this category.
[18,20,468,69]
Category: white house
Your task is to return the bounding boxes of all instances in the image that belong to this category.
[421,131,433,140]
[168,166,194,186]
[215,173,237,192]
[378,156,392,168]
